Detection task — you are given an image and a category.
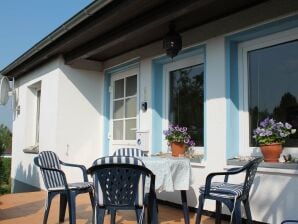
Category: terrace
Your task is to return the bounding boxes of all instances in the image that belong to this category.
[1,0,298,223]
[0,191,225,224]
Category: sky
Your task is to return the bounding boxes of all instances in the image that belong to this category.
[0,0,92,130]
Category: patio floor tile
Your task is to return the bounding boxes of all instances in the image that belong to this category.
[0,191,223,224]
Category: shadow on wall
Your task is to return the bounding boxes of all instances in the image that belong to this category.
[12,162,40,193]
[62,66,101,114]
[256,174,298,223]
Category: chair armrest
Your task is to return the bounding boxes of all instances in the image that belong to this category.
[204,167,244,195]
[60,161,88,182]
[226,167,242,172]
[224,167,242,182]
[281,221,298,224]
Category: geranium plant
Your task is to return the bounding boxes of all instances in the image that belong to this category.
[163,124,195,147]
[253,117,295,145]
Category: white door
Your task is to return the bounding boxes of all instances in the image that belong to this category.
[109,68,138,154]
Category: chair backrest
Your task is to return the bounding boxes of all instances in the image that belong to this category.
[242,157,263,198]
[34,151,65,190]
[113,148,148,157]
[89,156,153,209]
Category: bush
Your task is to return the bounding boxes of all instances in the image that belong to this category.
[1,158,11,184]
[0,157,11,194]
[0,124,12,194]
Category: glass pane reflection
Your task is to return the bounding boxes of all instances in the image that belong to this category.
[113,120,123,140]
[248,40,298,147]
[125,97,136,118]
[113,100,124,119]
[114,79,124,99]
[169,64,204,146]
[125,119,136,140]
[126,75,137,96]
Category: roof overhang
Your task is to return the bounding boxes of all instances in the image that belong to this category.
[1,0,272,79]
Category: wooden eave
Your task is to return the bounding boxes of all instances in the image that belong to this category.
[1,0,269,79]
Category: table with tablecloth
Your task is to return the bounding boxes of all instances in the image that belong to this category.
[141,156,191,224]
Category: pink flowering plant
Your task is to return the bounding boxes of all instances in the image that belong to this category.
[253,117,295,145]
[163,124,195,147]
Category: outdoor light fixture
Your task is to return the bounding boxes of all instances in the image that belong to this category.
[141,101,147,112]
[163,23,182,58]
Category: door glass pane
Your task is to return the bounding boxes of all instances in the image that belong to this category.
[113,100,124,119]
[125,119,136,140]
[126,75,137,96]
[114,79,124,99]
[125,97,136,118]
[113,120,123,140]
[248,40,298,147]
[169,64,204,146]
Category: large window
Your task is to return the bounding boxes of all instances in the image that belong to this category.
[169,64,204,146]
[248,40,298,147]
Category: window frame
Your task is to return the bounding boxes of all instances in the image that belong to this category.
[162,55,204,152]
[35,88,41,144]
[238,27,298,155]
[24,81,41,152]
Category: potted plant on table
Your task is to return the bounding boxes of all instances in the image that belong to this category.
[163,124,195,157]
[253,117,295,162]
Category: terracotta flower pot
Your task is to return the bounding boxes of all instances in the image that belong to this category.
[171,142,186,157]
[260,143,283,163]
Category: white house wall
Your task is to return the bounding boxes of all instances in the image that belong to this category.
[11,57,103,191]
[11,58,61,191]
[54,60,103,183]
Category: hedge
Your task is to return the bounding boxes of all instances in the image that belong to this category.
[0,157,11,194]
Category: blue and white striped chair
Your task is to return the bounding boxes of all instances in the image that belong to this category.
[113,147,148,157]
[196,157,263,224]
[88,156,157,224]
[34,151,94,224]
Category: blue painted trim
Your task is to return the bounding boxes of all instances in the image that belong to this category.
[225,14,298,159]
[151,62,163,153]
[103,73,111,156]
[102,59,140,156]
[151,45,205,154]
[225,40,239,159]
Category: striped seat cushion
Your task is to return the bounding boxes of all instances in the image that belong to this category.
[200,182,243,199]
[92,156,146,207]
[49,182,93,191]
[113,148,148,157]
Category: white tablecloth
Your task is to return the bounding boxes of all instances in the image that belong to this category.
[141,156,191,192]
